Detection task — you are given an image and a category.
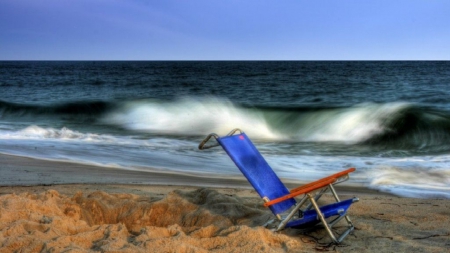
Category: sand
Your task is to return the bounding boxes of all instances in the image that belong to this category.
[1,154,449,252]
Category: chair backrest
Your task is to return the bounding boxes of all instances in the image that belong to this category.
[217,133,296,215]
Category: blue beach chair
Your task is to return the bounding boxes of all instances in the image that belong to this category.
[199,128,358,244]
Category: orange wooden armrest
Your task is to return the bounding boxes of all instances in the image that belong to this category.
[263,177,336,207]
[290,168,356,194]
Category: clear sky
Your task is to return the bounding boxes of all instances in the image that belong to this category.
[1,0,449,60]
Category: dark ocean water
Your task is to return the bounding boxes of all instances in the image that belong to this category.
[1,61,450,198]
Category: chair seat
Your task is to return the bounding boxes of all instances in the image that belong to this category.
[286,198,356,229]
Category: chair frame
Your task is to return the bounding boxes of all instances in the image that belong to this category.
[199,128,358,244]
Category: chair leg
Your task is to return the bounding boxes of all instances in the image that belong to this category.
[336,226,354,243]
[327,198,359,243]
[329,185,355,228]
[328,213,356,243]
[306,194,358,244]
[307,193,338,243]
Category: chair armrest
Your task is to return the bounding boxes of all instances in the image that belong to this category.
[263,177,336,207]
[290,168,356,194]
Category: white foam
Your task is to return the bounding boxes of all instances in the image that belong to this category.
[367,166,450,198]
[102,99,413,143]
[299,102,411,143]
[103,98,280,139]
[7,125,116,142]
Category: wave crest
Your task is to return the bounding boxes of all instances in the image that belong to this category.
[102,99,415,143]
[103,98,450,153]
[3,97,450,151]
[103,98,279,139]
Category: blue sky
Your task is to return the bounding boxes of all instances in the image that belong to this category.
[1,0,449,60]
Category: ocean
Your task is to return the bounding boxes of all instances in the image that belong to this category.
[1,61,449,198]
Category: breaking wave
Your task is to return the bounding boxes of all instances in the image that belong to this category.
[2,98,450,152]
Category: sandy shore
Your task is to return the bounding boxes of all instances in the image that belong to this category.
[1,154,449,252]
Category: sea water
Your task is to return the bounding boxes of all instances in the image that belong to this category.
[1,61,450,198]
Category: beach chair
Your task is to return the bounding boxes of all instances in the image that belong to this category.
[199,128,358,244]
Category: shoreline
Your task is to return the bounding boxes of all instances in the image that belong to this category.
[0,153,381,195]
[0,153,251,188]
[1,153,449,252]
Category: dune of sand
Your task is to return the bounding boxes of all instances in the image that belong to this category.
[0,188,309,252]
[1,186,449,253]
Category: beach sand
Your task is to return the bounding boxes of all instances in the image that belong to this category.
[1,154,449,252]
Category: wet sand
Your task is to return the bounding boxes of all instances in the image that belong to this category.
[1,154,449,252]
